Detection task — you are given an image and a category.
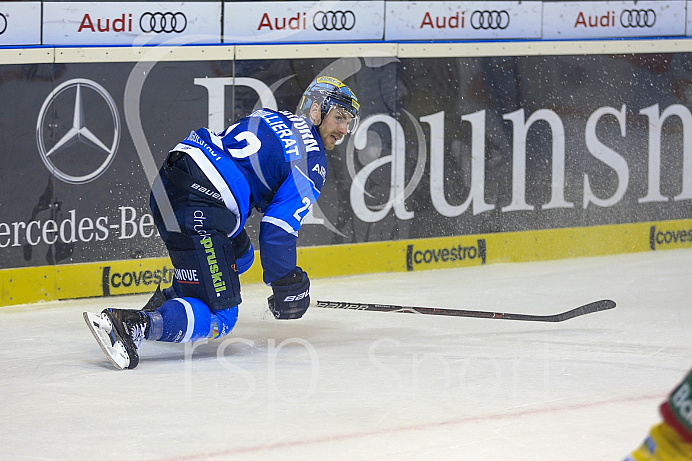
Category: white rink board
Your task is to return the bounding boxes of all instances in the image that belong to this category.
[0,2,41,46]
[384,1,542,41]
[42,1,222,46]
[542,0,687,40]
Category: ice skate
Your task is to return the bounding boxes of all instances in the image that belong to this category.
[83,308,149,370]
[142,285,167,312]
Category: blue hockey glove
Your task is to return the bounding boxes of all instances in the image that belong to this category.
[232,229,254,275]
[236,242,254,275]
[268,267,310,319]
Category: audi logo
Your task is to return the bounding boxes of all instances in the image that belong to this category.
[139,12,187,34]
[471,10,510,30]
[313,10,356,31]
[0,13,7,35]
[620,9,656,28]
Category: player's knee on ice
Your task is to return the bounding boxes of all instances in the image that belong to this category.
[147,298,238,343]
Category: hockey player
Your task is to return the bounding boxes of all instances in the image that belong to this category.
[85,76,360,369]
[626,367,692,461]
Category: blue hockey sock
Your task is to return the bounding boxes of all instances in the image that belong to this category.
[209,306,239,339]
[146,298,238,343]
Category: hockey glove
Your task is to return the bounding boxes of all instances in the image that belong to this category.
[232,229,254,275]
[660,367,692,445]
[626,368,692,461]
[268,267,310,320]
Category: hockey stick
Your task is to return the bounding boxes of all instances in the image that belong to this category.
[311,299,616,322]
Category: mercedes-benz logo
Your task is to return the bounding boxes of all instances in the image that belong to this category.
[36,78,120,184]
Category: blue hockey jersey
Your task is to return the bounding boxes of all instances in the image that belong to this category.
[170,108,327,284]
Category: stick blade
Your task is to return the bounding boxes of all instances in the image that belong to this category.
[555,299,616,322]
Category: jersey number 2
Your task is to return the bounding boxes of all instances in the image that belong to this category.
[226,127,262,159]
[293,197,311,224]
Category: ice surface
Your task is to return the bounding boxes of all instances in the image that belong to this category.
[1,249,691,460]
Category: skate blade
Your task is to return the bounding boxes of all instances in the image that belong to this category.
[83,311,130,370]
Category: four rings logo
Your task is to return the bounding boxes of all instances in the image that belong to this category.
[36,78,120,184]
[140,11,187,34]
[0,13,7,35]
[471,10,510,30]
[620,9,656,28]
[313,10,355,31]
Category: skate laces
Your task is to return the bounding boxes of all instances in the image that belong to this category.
[128,314,147,350]
[107,309,147,350]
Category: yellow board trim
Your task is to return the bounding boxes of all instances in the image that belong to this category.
[2,218,691,306]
